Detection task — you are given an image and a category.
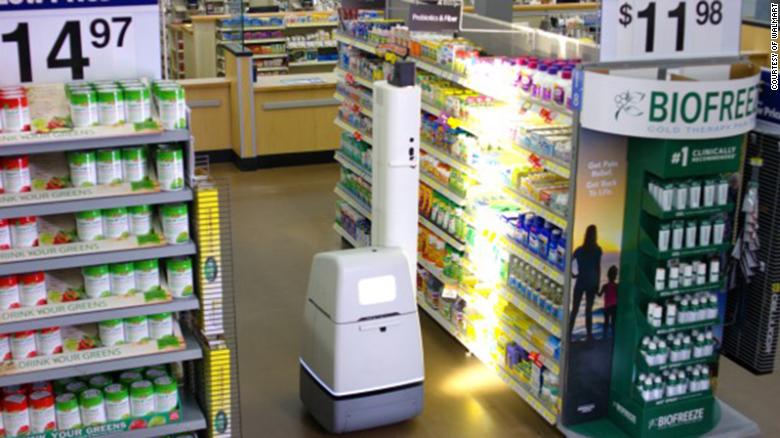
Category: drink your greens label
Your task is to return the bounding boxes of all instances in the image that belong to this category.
[581,71,760,140]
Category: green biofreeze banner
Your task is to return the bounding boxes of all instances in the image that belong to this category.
[579,71,760,140]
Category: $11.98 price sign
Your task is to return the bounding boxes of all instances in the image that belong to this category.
[0,0,161,86]
[600,0,740,63]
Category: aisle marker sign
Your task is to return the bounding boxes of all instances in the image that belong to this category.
[580,70,760,139]
[408,4,461,32]
[599,0,741,62]
[0,0,162,85]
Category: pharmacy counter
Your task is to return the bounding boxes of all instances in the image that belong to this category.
[253,72,341,167]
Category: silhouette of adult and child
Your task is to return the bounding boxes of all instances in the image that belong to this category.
[568,224,618,341]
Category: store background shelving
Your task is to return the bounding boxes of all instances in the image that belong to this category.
[216,11,339,77]
[332,14,579,425]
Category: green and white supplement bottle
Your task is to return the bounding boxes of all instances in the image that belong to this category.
[124,86,152,123]
[68,151,98,187]
[83,265,111,298]
[134,259,160,292]
[129,205,153,237]
[79,389,107,426]
[124,315,150,343]
[53,378,76,395]
[145,368,168,381]
[66,381,88,395]
[119,371,143,387]
[102,207,130,240]
[104,384,131,421]
[69,88,98,128]
[148,313,173,339]
[55,393,82,430]
[98,319,125,347]
[96,149,123,185]
[130,380,155,417]
[153,376,178,413]
[109,262,136,296]
[166,258,193,298]
[122,146,148,183]
[88,375,112,391]
[160,203,189,244]
[75,210,104,242]
[156,145,185,191]
[157,86,186,130]
[97,87,125,126]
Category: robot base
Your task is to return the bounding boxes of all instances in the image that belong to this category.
[300,364,423,434]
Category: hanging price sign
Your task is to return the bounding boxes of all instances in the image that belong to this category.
[0,0,161,86]
[599,0,741,62]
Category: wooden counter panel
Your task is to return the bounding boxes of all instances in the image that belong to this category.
[182,82,232,152]
[255,86,340,156]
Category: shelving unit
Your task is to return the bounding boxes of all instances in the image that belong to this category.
[0,91,211,436]
[608,135,744,437]
[216,11,339,76]
[332,20,576,426]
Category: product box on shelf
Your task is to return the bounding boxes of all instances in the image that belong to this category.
[0,81,186,146]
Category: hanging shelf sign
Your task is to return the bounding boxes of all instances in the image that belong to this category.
[579,70,761,140]
[408,4,461,32]
[0,0,162,85]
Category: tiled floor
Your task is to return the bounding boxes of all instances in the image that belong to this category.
[214,162,775,437]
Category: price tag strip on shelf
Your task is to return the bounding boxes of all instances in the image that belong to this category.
[419,215,466,252]
[334,93,373,118]
[0,0,162,85]
[334,32,379,55]
[0,322,187,379]
[334,151,372,181]
[498,286,562,338]
[495,365,558,424]
[334,185,372,220]
[420,173,467,206]
[0,182,158,212]
[498,321,559,375]
[502,237,565,285]
[503,187,567,230]
[420,142,475,177]
[333,223,365,248]
[334,118,373,145]
[600,0,740,62]
[0,288,174,332]
[0,230,168,265]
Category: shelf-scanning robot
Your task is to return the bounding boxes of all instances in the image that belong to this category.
[300,62,425,434]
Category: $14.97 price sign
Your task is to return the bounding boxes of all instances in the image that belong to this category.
[0,0,161,86]
[600,0,740,63]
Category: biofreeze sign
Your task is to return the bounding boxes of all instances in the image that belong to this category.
[648,407,705,430]
[580,71,760,139]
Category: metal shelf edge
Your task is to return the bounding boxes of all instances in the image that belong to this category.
[0,326,203,387]
[0,242,197,276]
[0,189,194,219]
[0,130,190,156]
[0,296,200,334]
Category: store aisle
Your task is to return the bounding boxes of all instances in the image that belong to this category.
[211,162,558,437]
[210,162,779,438]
